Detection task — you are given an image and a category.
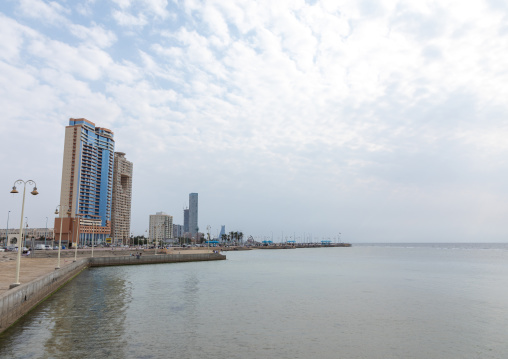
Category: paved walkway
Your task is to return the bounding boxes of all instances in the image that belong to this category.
[0,253,75,295]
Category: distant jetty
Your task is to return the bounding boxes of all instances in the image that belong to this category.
[221,243,352,250]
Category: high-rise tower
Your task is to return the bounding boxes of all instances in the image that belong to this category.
[189,193,198,237]
[183,208,189,233]
[111,152,133,245]
[55,118,114,246]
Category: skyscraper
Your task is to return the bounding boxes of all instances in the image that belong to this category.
[183,208,189,234]
[189,193,198,237]
[218,225,226,241]
[56,118,114,245]
[111,152,133,245]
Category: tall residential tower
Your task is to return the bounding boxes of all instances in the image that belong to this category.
[55,118,115,245]
[111,152,133,245]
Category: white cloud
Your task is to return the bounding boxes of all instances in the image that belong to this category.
[0,14,28,62]
[2,0,508,240]
[111,0,171,27]
[69,23,117,48]
[143,0,170,18]
[26,39,113,80]
[17,0,69,24]
[112,0,132,10]
[75,0,97,16]
[112,9,148,27]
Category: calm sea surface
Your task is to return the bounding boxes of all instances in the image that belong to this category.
[1,244,508,359]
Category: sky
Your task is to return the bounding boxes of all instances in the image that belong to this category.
[1,0,507,243]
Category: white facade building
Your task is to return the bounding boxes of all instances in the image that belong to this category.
[149,212,173,244]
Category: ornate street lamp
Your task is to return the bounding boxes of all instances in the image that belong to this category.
[9,180,38,288]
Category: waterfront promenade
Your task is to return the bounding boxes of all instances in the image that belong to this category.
[0,247,219,296]
[0,255,73,295]
[0,247,225,334]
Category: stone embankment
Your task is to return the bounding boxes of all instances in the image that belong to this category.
[0,251,225,334]
[0,258,88,335]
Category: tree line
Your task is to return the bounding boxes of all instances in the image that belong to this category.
[221,231,244,244]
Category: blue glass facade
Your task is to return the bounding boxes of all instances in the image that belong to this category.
[69,119,114,227]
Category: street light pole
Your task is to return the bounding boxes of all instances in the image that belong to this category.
[91,220,94,258]
[155,224,159,255]
[25,218,28,250]
[45,216,48,247]
[54,205,70,269]
[207,225,211,249]
[9,180,38,288]
[74,217,80,262]
[5,211,10,247]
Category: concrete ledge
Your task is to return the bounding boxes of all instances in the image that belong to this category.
[0,252,225,334]
[88,252,226,267]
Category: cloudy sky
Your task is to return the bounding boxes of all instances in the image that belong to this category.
[1,0,507,243]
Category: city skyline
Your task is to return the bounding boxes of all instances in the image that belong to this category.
[1,1,508,242]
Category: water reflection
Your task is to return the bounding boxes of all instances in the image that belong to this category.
[0,267,132,359]
[2,248,508,359]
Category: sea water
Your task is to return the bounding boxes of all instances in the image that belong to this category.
[1,244,508,359]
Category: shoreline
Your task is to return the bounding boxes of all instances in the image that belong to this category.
[0,243,351,335]
[0,250,225,335]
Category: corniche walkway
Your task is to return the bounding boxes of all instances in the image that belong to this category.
[0,248,226,334]
[0,247,220,295]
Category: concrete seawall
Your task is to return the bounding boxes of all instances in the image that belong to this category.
[0,253,226,334]
[89,252,226,267]
[0,258,88,334]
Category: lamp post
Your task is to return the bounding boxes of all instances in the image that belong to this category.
[45,217,48,247]
[9,180,38,288]
[25,218,28,250]
[155,222,163,255]
[74,217,80,262]
[91,219,95,258]
[91,216,100,258]
[206,225,211,249]
[155,224,159,255]
[54,205,71,269]
[5,211,10,247]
